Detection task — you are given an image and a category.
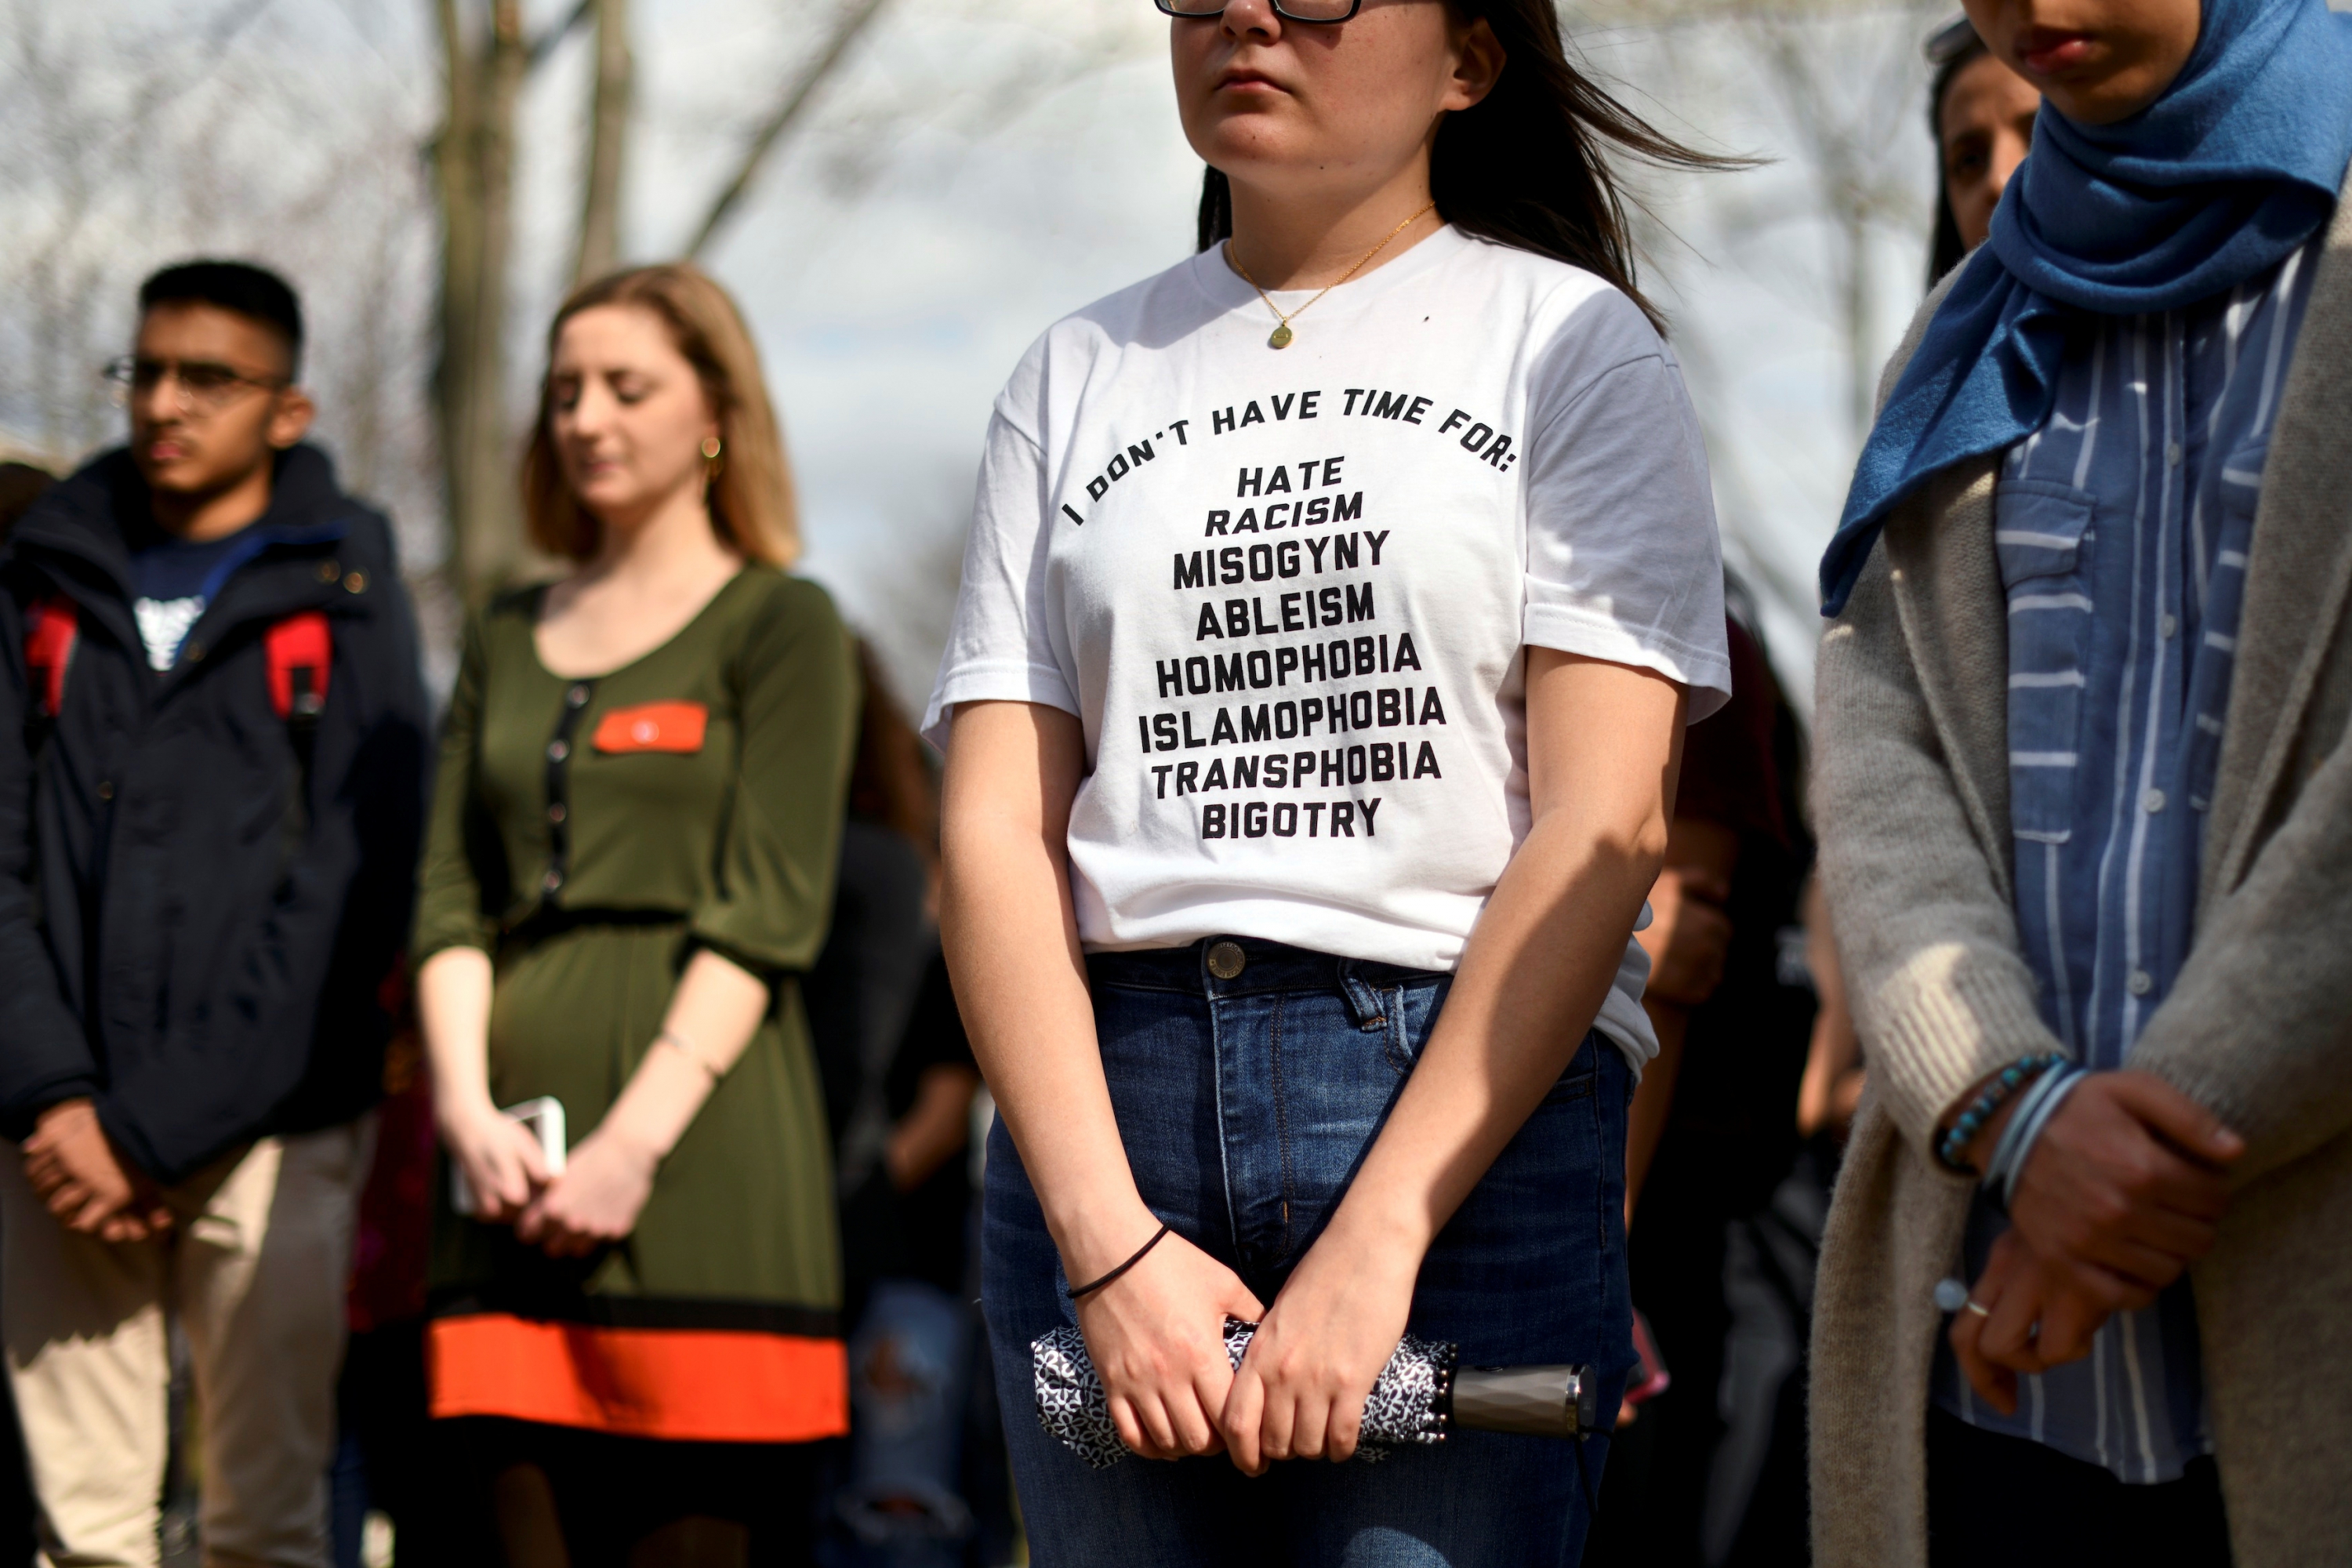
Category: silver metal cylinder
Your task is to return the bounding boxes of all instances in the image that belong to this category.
[1449,1365,1599,1438]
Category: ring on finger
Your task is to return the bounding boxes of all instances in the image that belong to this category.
[1965,1299,1992,1318]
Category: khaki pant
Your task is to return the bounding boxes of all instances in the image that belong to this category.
[0,1120,372,1568]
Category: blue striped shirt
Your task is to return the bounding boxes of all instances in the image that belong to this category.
[1932,236,2321,1483]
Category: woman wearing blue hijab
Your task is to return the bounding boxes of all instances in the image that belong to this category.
[1806,0,2352,1563]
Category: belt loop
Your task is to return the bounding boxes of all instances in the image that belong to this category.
[1336,961,1388,1032]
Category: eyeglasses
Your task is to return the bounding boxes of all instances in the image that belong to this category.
[1924,14,1985,65]
[1155,0,1363,22]
[103,355,289,413]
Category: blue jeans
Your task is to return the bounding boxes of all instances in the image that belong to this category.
[982,938,1635,1567]
[829,1278,975,1568]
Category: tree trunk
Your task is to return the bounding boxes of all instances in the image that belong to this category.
[572,0,631,289]
[434,0,528,602]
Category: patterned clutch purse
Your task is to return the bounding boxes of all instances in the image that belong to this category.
[1033,1316,1466,1469]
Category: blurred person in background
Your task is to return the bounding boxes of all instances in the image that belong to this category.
[0,459,45,1568]
[1587,599,1817,1568]
[1791,19,2042,1165]
[803,651,994,1568]
[824,953,987,1568]
[413,263,856,1568]
[1790,18,2041,1168]
[1926,13,2041,285]
[1811,0,2352,1560]
[0,260,429,1566]
[805,644,937,1189]
[929,0,1737,1559]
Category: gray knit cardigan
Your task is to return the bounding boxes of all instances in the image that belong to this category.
[1809,176,2352,1568]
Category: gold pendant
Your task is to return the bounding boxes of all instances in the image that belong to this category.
[1268,322,1294,350]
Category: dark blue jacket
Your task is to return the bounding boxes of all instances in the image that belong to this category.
[0,445,430,1182]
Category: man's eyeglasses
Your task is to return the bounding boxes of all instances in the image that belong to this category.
[1156,0,1362,21]
[103,356,289,413]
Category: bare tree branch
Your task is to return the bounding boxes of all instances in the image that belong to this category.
[530,0,592,72]
[684,0,890,262]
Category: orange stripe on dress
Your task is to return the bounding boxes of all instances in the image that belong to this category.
[427,1314,848,1443]
[592,701,708,754]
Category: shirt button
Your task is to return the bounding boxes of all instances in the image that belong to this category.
[543,869,564,894]
[2166,442,2183,466]
[2161,613,2179,638]
[1206,941,1247,980]
[567,684,592,709]
[548,739,570,762]
[343,572,367,593]
[96,781,114,801]
[2128,969,2154,997]
[2143,789,2166,815]
[547,802,567,824]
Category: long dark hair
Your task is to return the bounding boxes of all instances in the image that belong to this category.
[1926,34,1990,287]
[1193,0,1739,335]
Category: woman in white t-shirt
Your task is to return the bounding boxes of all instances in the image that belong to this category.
[927,1,1731,1559]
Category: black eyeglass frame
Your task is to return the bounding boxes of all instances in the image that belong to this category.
[103,354,292,411]
[1155,0,1364,22]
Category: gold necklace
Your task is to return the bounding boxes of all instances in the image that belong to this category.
[1226,201,1437,350]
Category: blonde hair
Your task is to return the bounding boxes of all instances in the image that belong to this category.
[522,263,800,567]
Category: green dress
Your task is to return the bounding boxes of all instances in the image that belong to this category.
[413,567,856,1444]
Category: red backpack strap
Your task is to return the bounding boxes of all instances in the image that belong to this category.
[264,611,332,723]
[23,595,79,719]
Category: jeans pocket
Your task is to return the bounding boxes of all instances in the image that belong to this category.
[1379,975,1451,1076]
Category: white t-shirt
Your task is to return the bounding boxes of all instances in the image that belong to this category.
[924,227,1730,1069]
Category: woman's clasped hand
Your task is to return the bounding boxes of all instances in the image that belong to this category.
[1071,1218,1423,1472]
[1069,1224,1264,1461]
[1216,1217,1419,1472]
[436,1079,553,1225]
[514,1124,662,1257]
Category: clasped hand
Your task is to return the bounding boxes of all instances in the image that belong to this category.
[1071,1220,1413,1472]
[21,1099,172,1242]
[1950,1070,2242,1413]
[440,1102,657,1258]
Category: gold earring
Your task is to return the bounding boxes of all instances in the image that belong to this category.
[700,434,724,482]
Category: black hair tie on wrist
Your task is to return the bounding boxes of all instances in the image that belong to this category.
[1068,1223,1172,1301]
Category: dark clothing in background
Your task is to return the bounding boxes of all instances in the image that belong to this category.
[877,953,978,1298]
[1925,1408,2231,1566]
[804,820,931,1159]
[1588,615,1818,1568]
[1649,617,1812,1219]
[836,949,978,1309]
[0,445,429,1182]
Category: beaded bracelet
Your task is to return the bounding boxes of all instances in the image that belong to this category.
[1935,1052,2066,1171]
[1987,1064,2088,1210]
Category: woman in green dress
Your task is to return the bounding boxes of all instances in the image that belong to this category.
[413,263,856,1566]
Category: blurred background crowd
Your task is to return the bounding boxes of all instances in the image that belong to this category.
[0,1,2040,1563]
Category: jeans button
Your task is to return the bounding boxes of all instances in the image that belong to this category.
[1206,941,1247,980]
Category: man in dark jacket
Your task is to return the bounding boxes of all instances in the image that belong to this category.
[0,260,429,1567]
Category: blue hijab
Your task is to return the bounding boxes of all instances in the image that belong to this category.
[1818,0,2352,616]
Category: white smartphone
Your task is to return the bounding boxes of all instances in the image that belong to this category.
[449,1095,568,1217]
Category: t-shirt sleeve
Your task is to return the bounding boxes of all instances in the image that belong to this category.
[920,386,1080,749]
[1520,292,1733,721]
